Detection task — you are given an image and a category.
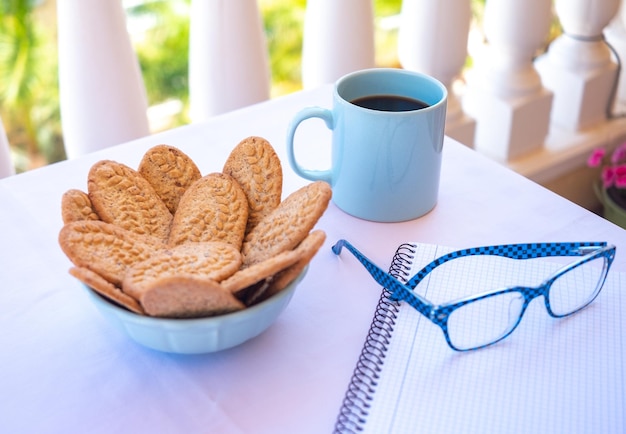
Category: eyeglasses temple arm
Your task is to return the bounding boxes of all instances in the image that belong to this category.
[331,240,433,318]
[406,242,608,289]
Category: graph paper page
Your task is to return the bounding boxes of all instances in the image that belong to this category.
[362,244,624,434]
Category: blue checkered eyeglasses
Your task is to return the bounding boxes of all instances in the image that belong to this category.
[332,240,616,351]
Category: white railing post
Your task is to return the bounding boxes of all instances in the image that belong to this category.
[57,0,150,159]
[398,0,475,147]
[301,0,375,89]
[189,0,271,122]
[462,0,553,161]
[535,0,621,132]
[604,0,626,111]
[0,117,14,178]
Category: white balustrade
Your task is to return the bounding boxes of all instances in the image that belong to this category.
[57,0,150,159]
[0,117,14,178]
[301,0,375,89]
[604,1,626,110]
[36,0,626,211]
[462,0,554,161]
[398,0,475,147]
[536,0,621,132]
[295,0,626,209]
[188,0,271,122]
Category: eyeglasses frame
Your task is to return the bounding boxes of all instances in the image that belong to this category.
[332,240,616,351]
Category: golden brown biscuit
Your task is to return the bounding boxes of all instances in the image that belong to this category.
[241,181,331,266]
[87,160,173,242]
[138,144,202,214]
[61,189,100,224]
[59,220,157,286]
[221,248,301,302]
[265,230,326,299]
[168,172,248,248]
[69,267,145,315]
[139,276,245,318]
[122,241,242,300]
[223,136,283,234]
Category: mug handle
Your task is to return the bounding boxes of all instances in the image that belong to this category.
[286,107,334,183]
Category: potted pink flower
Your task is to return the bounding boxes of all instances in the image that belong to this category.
[588,142,626,228]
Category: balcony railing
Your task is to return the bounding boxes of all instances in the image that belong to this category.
[53,0,626,214]
[295,0,626,212]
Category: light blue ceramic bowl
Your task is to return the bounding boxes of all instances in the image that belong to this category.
[83,267,307,354]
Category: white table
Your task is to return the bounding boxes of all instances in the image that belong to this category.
[1,85,625,434]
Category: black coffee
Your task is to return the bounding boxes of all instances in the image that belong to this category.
[351,94,429,112]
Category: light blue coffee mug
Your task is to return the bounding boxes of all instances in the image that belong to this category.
[286,68,447,222]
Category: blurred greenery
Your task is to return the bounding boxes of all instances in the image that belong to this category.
[0,0,62,171]
[1,0,493,174]
[127,1,190,105]
[261,0,307,96]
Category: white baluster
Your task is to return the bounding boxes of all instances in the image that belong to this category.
[603,0,626,111]
[536,0,621,132]
[0,117,14,178]
[57,0,150,159]
[463,0,554,161]
[398,0,475,147]
[189,0,270,122]
[301,0,375,89]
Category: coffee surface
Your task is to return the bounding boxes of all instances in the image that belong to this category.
[351,94,429,112]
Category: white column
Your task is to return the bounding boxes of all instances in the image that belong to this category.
[57,0,150,159]
[536,0,621,132]
[189,0,271,122]
[463,0,553,161]
[301,0,375,89]
[398,0,475,147]
[0,117,14,178]
[603,1,626,111]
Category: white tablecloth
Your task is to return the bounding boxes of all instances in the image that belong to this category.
[1,85,625,434]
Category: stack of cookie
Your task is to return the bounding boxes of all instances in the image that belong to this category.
[59,137,331,319]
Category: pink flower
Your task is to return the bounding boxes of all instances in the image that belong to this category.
[588,148,606,168]
[611,143,626,164]
[602,166,615,188]
[615,165,626,188]
[589,143,626,193]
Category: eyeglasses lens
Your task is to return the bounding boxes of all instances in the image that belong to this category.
[446,292,525,351]
[548,256,607,317]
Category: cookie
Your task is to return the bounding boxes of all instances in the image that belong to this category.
[69,267,145,315]
[168,172,248,248]
[223,136,283,234]
[139,276,245,318]
[59,220,157,286]
[138,144,202,214]
[122,241,242,300]
[61,189,100,224]
[87,160,173,242]
[265,229,326,298]
[221,248,301,301]
[241,181,331,266]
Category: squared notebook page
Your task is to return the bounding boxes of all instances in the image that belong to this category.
[362,243,625,434]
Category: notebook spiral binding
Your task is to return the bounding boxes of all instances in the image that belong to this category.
[333,243,417,433]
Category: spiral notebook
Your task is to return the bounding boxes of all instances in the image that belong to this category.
[334,242,625,434]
